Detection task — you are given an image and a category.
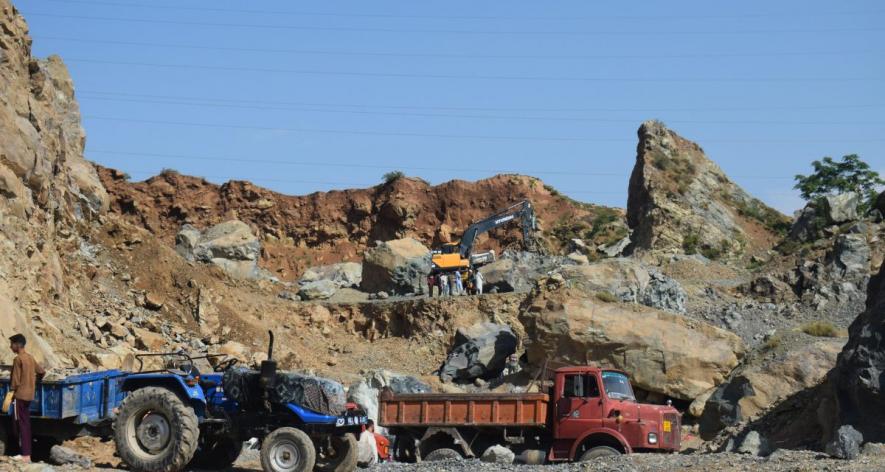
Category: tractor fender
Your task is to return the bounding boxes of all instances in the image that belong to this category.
[569,427,632,460]
[121,374,207,416]
[283,403,338,425]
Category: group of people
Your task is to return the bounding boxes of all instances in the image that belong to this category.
[427,269,485,297]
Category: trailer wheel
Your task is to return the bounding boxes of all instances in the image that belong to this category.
[314,433,357,472]
[114,387,199,472]
[424,447,462,461]
[261,427,316,472]
[190,437,242,469]
[578,445,621,461]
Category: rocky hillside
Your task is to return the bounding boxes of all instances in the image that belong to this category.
[97,167,626,281]
[0,0,109,364]
[627,120,789,260]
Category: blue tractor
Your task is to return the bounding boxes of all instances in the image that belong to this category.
[113,332,366,472]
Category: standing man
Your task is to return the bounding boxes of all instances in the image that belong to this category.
[9,334,45,463]
[357,419,379,467]
[439,272,449,297]
[474,270,485,295]
[453,270,464,296]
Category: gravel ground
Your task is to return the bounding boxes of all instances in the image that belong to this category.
[370,450,885,472]
[5,442,882,471]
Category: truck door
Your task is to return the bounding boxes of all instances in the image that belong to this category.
[554,373,604,440]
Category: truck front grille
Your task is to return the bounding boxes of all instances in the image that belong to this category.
[663,413,680,449]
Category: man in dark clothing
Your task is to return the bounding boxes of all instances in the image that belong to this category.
[9,333,45,463]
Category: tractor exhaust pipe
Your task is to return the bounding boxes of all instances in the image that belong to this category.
[259,330,278,410]
[267,330,275,360]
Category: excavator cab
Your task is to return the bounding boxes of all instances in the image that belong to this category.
[432,242,469,272]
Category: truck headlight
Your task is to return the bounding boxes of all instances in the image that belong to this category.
[648,433,658,444]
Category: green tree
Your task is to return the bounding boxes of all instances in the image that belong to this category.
[382,170,405,184]
[794,154,883,211]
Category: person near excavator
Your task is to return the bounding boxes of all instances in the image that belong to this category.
[8,333,45,463]
[439,273,449,296]
[453,270,464,295]
[474,270,485,295]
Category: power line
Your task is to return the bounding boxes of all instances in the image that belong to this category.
[43,0,885,21]
[24,12,885,36]
[82,115,885,143]
[76,94,884,126]
[64,58,881,83]
[87,149,796,180]
[78,90,885,113]
[38,36,882,61]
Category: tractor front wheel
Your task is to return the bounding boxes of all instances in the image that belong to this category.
[261,427,316,472]
[113,387,200,472]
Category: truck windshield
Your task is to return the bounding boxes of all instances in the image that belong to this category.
[602,371,635,401]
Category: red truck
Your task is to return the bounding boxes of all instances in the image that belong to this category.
[379,366,681,463]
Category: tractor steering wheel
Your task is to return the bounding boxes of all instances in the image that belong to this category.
[214,357,239,372]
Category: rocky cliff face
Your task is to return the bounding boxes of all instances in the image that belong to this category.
[627,120,788,259]
[830,261,885,442]
[0,0,108,364]
[98,167,617,280]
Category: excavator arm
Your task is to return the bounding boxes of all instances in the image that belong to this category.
[458,200,538,259]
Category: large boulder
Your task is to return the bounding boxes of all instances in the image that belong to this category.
[297,262,362,300]
[823,192,860,224]
[175,221,267,280]
[519,274,744,401]
[830,259,885,442]
[627,120,788,258]
[479,251,571,293]
[830,233,870,278]
[300,262,362,288]
[347,370,430,423]
[360,238,430,295]
[439,323,518,383]
[562,259,686,313]
[698,335,844,438]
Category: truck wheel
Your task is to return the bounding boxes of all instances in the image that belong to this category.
[314,433,357,472]
[190,437,242,469]
[261,427,316,472]
[114,387,200,472]
[578,445,621,461]
[424,448,462,461]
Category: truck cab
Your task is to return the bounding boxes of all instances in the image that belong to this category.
[549,367,680,460]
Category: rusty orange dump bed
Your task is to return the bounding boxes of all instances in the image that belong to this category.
[378,389,549,427]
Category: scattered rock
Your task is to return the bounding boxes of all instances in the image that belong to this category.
[562,259,687,313]
[480,445,515,464]
[439,323,518,383]
[299,262,362,289]
[175,221,270,280]
[735,430,770,456]
[348,370,430,423]
[49,445,92,468]
[297,279,340,300]
[823,192,860,224]
[361,238,430,295]
[826,425,863,460]
[479,251,570,293]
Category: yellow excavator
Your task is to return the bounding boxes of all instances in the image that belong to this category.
[431,200,539,273]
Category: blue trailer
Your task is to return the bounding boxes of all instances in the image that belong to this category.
[0,369,128,455]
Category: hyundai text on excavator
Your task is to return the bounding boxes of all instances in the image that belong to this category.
[431,200,539,273]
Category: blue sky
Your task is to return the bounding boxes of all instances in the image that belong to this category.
[20,0,884,213]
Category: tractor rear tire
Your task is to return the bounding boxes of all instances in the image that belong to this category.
[423,447,462,461]
[189,436,242,470]
[314,433,358,472]
[578,445,621,461]
[261,427,316,472]
[114,387,200,472]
